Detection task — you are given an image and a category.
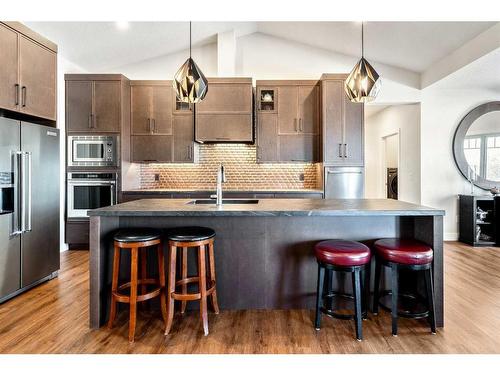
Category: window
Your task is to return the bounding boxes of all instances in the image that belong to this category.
[464,133,500,180]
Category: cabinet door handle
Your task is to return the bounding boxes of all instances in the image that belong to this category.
[88,114,92,129]
[294,118,298,132]
[21,86,27,107]
[15,84,19,106]
[186,145,191,160]
[148,118,152,133]
[299,118,303,132]
[344,143,348,158]
[338,143,343,158]
[152,119,156,133]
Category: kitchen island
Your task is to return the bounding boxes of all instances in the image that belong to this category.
[88,198,445,328]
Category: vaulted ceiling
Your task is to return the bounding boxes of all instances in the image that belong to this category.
[25,21,496,73]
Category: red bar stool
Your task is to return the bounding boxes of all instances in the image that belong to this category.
[372,238,436,336]
[314,240,371,341]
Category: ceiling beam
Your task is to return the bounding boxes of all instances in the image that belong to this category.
[421,22,500,88]
[217,30,236,76]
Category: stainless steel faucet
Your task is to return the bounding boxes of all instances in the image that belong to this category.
[210,164,226,206]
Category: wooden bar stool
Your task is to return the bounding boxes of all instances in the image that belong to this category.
[372,238,436,336]
[164,226,219,336]
[107,228,167,343]
[314,239,371,341]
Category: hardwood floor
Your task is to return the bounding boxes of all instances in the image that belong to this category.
[0,242,499,353]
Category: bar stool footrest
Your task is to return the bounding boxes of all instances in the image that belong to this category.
[378,289,429,319]
[321,292,368,320]
[171,279,216,301]
[114,278,163,303]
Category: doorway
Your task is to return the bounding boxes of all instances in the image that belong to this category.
[382,132,399,200]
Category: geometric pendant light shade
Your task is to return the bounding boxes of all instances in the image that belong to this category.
[173,22,208,103]
[345,22,381,103]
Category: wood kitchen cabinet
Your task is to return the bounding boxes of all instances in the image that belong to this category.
[173,114,197,163]
[256,80,320,163]
[131,135,173,162]
[195,78,253,143]
[129,80,197,163]
[65,74,129,133]
[131,81,172,135]
[321,74,364,166]
[0,22,57,122]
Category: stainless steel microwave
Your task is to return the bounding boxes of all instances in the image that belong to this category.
[67,135,119,167]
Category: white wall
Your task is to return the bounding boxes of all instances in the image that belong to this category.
[235,33,421,103]
[112,43,217,79]
[420,88,500,241]
[365,104,421,205]
[56,55,87,251]
[385,134,399,168]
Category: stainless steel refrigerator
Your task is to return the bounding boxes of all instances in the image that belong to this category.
[0,117,60,303]
[324,166,364,199]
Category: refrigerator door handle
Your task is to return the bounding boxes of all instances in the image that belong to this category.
[19,151,27,233]
[9,151,23,237]
[25,151,32,232]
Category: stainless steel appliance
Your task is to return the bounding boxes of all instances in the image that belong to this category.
[387,168,398,199]
[324,166,364,199]
[67,135,118,167]
[67,172,117,218]
[0,117,60,303]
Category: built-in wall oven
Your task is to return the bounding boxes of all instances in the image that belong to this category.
[67,172,117,218]
[67,135,119,167]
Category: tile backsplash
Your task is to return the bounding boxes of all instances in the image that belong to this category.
[139,144,321,190]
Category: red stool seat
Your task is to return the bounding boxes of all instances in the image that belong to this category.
[315,240,371,267]
[374,238,433,265]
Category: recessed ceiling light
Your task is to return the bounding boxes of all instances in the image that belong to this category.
[116,21,129,30]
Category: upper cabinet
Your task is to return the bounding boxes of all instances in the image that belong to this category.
[129,80,197,163]
[131,81,173,135]
[195,78,253,143]
[65,74,129,133]
[321,74,364,166]
[0,22,57,122]
[256,80,320,163]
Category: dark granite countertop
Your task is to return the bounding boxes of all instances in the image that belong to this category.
[122,189,324,194]
[89,198,445,217]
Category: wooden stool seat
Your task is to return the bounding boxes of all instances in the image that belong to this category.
[165,226,219,336]
[107,228,167,343]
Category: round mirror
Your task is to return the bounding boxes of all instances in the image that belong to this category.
[453,102,500,190]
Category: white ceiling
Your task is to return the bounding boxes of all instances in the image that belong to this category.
[25,21,496,73]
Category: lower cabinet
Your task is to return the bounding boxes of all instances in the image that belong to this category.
[65,220,89,249]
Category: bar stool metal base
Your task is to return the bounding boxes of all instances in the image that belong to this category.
[377,290,429,319]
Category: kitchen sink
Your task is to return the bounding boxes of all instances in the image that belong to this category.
[186,199,259,205]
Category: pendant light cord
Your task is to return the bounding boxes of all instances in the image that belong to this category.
[361,22,364,58]
[189,21,192,59]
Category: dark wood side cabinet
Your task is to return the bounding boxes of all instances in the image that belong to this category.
[0,22,57,122]
[321,74,364,166]
[256,80,320,162]
[195,78,253,143]
[65,74,130,133]
[459,194,499,246]
[130,80,197,163]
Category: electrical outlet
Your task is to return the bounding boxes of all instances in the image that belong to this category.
[154,173,160,181]
[299,173,305,182]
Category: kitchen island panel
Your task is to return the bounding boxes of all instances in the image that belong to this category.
[90,212,442,328]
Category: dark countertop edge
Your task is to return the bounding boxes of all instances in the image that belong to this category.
[122,189,324,194]
[89,209,445,217]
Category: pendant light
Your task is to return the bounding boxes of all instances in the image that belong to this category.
[345,22,381,103]
[173,21,208,103]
